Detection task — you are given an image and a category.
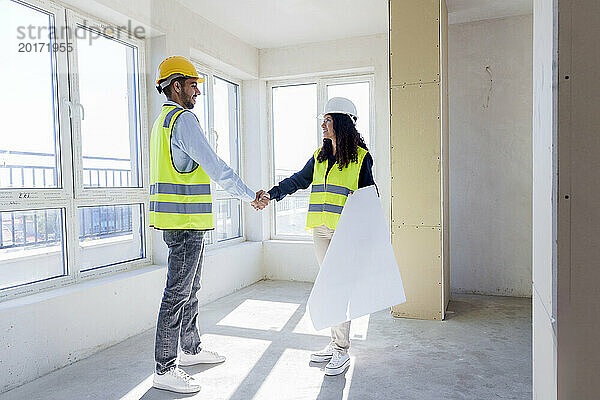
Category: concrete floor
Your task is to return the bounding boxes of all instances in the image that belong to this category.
[0,280,532,400]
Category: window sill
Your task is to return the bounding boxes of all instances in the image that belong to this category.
[204,237,259,255]
[0,263,163,311]
[205,236,245,251]
[266,238,314,245]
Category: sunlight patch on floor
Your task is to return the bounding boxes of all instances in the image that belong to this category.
[254,348,357,400]
[292,310,330,337]
[217,299,301,331]
[119,374,153,400]
[253,348,326,400]
[185,334,272,400]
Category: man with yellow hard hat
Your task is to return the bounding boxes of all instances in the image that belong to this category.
[150,55,268,393]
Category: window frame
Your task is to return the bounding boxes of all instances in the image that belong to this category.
[65,10,150,281]
[190,61,245,248]
[267,74,375,240]
[0,0,151,301]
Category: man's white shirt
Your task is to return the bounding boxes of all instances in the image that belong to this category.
[164,100,255,203]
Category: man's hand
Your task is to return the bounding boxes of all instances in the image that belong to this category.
[251,190,270,210]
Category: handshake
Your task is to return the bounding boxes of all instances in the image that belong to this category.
[251,190,271,211]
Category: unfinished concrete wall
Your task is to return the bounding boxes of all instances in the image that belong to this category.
[449,15,533,297]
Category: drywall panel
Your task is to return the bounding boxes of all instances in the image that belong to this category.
[449,15,533,297]
[390,83,441,226]
[441,0,450,314]
[389,0,440,84]
[390,0,448,320]
[390,226,443,320]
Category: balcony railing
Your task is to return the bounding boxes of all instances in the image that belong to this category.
[0,209,62,250]
[0,150,133,189]
[0,150,134,250]
[274,172,310,213]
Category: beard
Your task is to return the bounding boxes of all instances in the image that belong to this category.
[182,92,195,109]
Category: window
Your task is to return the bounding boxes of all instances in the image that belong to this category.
[0,0,149,300]
[190,64,243,244]
[326,81,371,147]
[76,28,141,188]
[271,84,317,236]
[269,76,373,238]
[1,1,61,190]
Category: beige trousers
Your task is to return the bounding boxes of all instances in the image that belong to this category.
[312,225,351,354]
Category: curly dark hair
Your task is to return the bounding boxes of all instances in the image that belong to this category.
[317,113,368,170]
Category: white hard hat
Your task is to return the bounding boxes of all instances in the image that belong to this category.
[320,97,358,121]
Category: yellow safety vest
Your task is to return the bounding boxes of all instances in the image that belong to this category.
[306,146,368,230]
[149,104,214,230]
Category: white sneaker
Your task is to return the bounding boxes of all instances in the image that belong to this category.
[179,349,226,366]
[325,351,350,376]
[310,343,334,362]
[153,367,201,393]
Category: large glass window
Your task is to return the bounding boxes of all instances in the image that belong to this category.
[0,1,61,189]
[213,77,242,242]
[77,29,141,188]
[327,81,371,146]
[78,204,144,271]
[271,84,318,236]
[270,77,373,238]
[0,209,66,290]
[0,0,149,300]
[190,67,243,244]
[194,73,209,139]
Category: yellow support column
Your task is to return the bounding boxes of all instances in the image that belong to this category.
[389,0,449,320]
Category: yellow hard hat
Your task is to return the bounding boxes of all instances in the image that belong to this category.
[155,56,204,92]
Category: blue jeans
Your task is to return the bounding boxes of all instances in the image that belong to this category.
[155,229,207,374]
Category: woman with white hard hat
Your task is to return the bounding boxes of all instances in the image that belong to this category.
[264,97,376,376]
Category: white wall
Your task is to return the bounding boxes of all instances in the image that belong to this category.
[264,241,319,282]
[259,34,391,280]
[532,0,557,397]
[448,15,533,297]
[0,266,164,393]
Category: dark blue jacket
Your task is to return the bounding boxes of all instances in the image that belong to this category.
[268,148,375,201]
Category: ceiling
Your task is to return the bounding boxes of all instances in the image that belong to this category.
[178,0,532,49]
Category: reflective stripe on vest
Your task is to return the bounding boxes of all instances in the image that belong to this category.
[306,147,368,230]
[149,104,214,230]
